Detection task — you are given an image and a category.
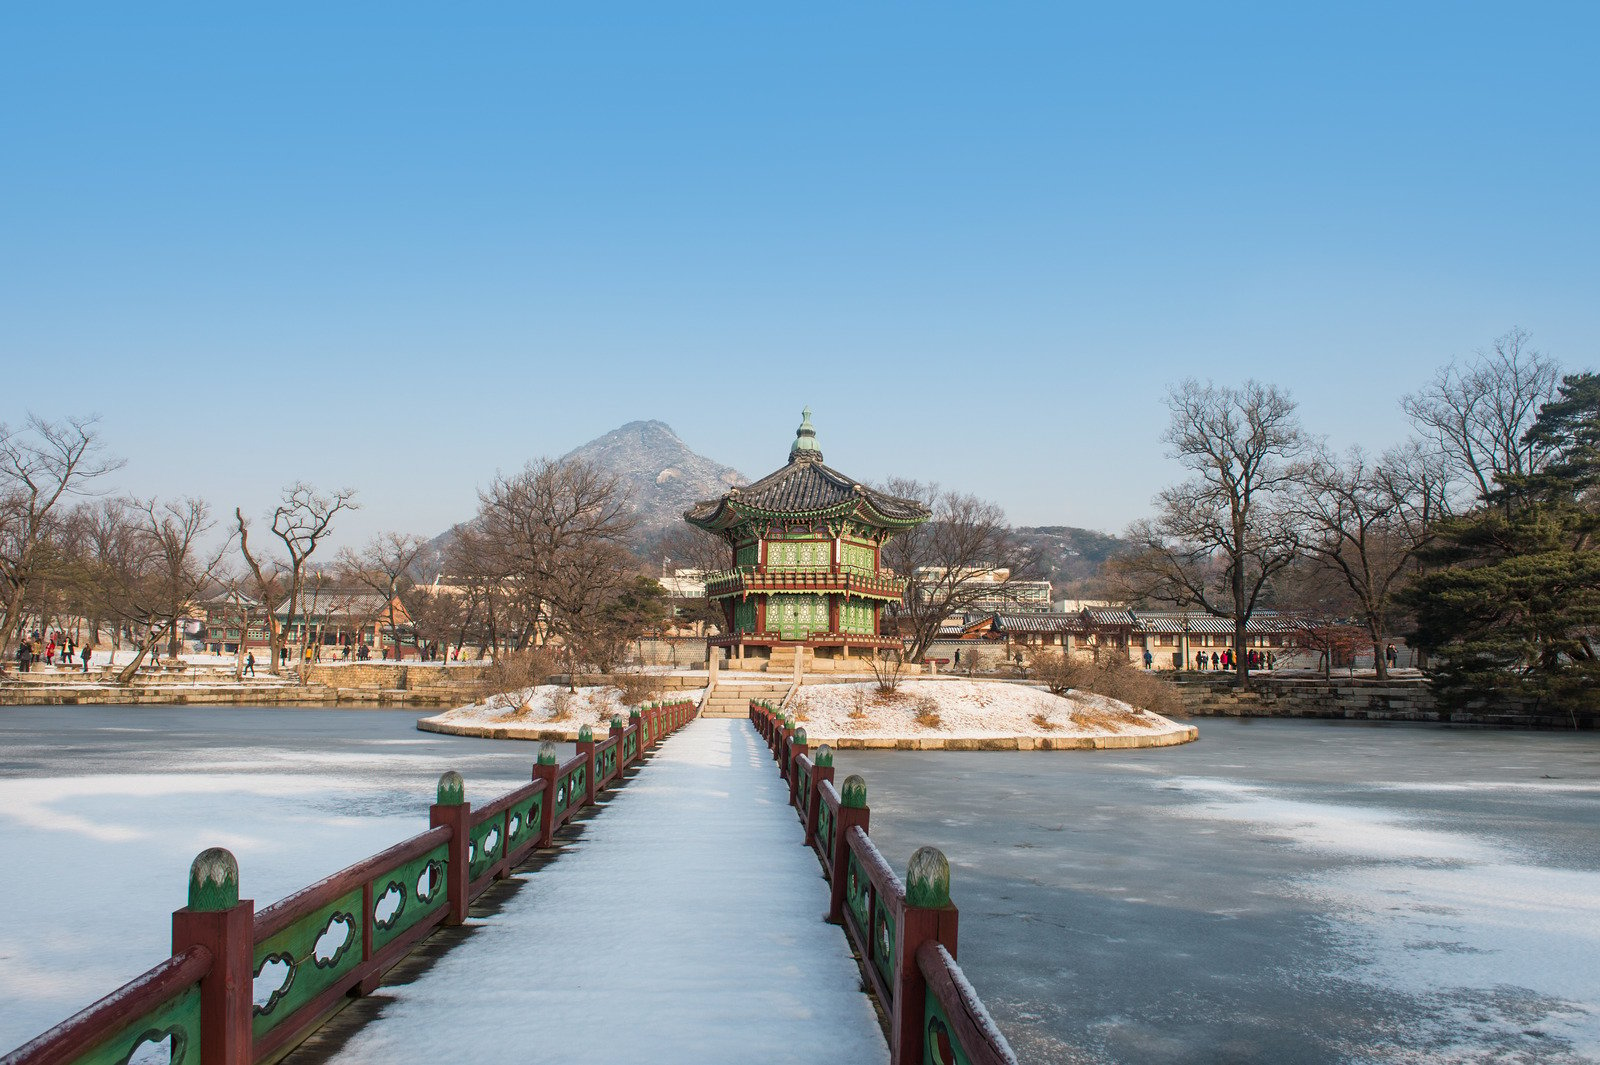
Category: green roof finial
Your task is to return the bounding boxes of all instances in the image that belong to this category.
[789,406,823,463]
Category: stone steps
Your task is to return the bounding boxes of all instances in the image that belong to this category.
[701,683,789,718]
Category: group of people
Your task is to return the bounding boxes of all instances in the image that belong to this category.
[1190,648,1273,672]
[12,631,93,673]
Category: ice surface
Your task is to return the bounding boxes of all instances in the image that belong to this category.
[325,719,889,1065]
[1172,775,1600,1059]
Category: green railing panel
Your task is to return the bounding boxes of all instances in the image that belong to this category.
[846,851,870,932]
[468,816,504,880]
[252,888,363,1037]
[817,803,835,862]
[554,765,585,814]
[922,986,975,1065]
[369,842,448,955]
[73,982,201,1065]
[507,794,542,852]
[873,892,896,993]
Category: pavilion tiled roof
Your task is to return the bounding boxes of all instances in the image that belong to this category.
[684,412,930,530]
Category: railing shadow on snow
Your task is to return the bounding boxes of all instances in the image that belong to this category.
[752,698,1020,1065]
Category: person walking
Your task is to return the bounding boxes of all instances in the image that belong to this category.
[80,643,91,672]
[244,651,255,677]
[1143,647,1154,669]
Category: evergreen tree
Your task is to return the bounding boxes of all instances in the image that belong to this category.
[1404,373,1600,721]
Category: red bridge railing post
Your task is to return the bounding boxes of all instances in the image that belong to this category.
[428,770,471,926]
[806,745,833,848]
[788,729,808,806]
[827,774,869,925]
[170,847,253,1065]
[576,726,596,806]
[533,744,558,845]
[891,847,960,1065]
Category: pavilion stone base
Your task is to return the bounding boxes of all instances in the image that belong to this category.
[712,644,927,675]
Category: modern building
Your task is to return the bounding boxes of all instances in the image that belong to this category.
[684,409,931,665]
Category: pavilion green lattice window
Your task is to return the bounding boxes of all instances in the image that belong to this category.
[767,540,829,570]
[841,541,875,574]
[840,597,874,635]
[771,593,827,639]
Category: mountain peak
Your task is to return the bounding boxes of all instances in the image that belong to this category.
[561,421,745,540]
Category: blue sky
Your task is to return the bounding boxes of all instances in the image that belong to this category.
[3,3,1596,547]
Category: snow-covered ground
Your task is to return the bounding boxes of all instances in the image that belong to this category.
[423,684,706,738]
[322,718,888,1065]
[788,679,1189,742]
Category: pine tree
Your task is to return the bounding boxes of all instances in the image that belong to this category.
[1404,373,1600,722]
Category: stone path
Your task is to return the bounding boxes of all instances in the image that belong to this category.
[310,718,888,1065]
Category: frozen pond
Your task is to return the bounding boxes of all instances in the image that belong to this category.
[4,708,1598,1063]
[835,718,1600,1064]
[0,704,569,1052]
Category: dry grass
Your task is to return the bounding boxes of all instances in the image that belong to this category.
[611,672,661,706]
[1029,711,1060,732]
[473,648,558,706]
[546,688,574,722]
[789,695,811,723]
[1026,650,1181,717]
[846,687,872,725]
[912,694,942,729]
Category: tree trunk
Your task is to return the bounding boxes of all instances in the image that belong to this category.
[1371,638,1388,681]
[116,621,171,684]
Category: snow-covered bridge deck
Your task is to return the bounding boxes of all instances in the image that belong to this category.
[301,718,888,1065]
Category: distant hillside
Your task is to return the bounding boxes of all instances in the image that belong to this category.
[419,421,743,573]
[1012,525,1128,595]
[560,420,745,541]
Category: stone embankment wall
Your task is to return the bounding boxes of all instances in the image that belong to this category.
[1174,675,1592,729]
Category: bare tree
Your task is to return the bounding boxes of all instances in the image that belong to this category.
[1114,380,1308,686]
[1401,328,1560,508]
[0,416,122,654]
[339,532,427,663]
[477,457,636,685]
[236,484,357,674]
[878,479,1021,664]
[1291,446,1438,679]
[103,497,231,682]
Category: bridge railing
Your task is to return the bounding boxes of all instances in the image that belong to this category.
[2,697,699,1065]
[748,699,1018,1065]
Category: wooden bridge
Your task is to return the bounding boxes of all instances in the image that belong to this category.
[3,701,1017,1065]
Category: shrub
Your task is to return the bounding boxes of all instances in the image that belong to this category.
[547,688,574,722]
[473,648,558,705]
[612,672,660,706]
[1072,653,1181,717]
[911,693,942,729]
[848,687,871,722]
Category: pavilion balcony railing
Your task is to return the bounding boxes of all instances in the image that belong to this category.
[703,565,905,601]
